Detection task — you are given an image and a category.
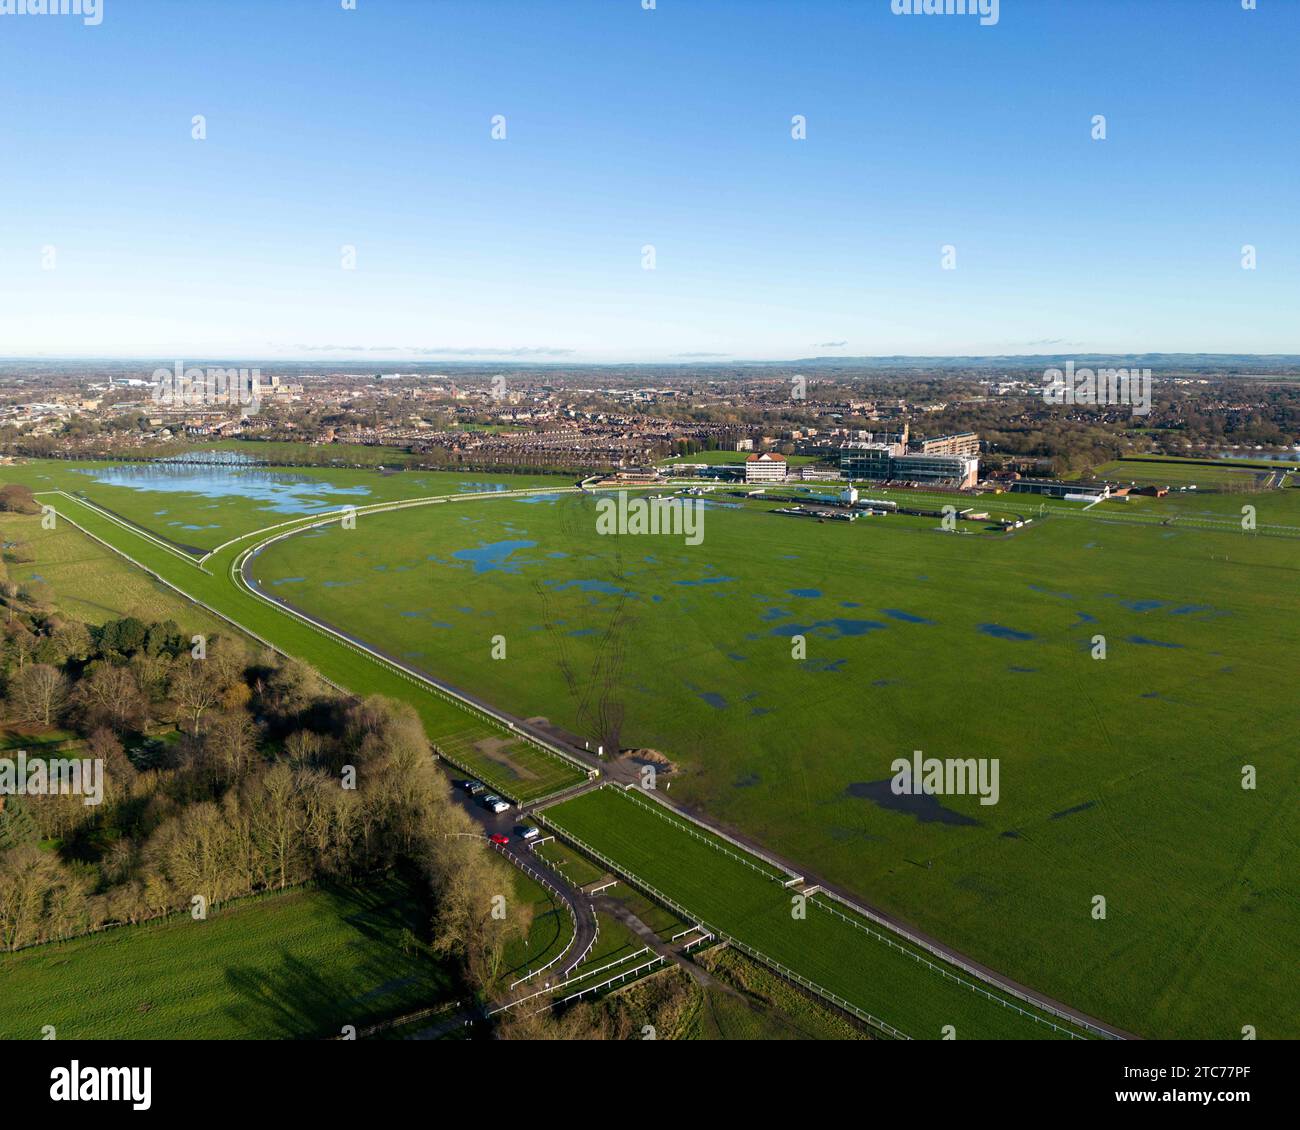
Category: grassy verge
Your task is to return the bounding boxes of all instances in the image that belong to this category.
[542,787,1092,1040]
[0,876,455,1039]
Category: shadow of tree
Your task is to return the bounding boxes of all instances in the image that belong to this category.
[221,882,455,1038]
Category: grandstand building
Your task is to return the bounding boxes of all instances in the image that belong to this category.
[911,431,980,457]
[840,442,978,489]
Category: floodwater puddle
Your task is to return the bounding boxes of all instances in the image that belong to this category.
[451,539,537,574]
[979,624,1034,641]
[882,609,932,624]
[846,780,980,826]
[1128,636,1184,648]
[74,462,371,514]
[770,618,886,639]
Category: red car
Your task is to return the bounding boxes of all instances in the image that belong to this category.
[489,833,510,845]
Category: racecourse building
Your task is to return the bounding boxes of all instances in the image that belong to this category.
[744,452,788,483]
[839,442,978,489]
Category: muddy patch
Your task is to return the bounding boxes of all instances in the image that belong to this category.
[622,748,679,776]
[472,737,534,781]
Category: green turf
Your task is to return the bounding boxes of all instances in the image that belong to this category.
[1,510,235,638]
[0,878,454,1040]
[11,457,565,552]
[689,947,870,1040]
[244,486,1300,1038]
[575,912,644,973]
[4,485,587,803]
[533,839,608,888]
[1097,458,1277,488]
[543,787,1088,1039]
[494,867,575,991]
[1,457,1295,1038]
[596,883,690,942]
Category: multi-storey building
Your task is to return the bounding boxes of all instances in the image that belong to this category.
[744,452,788,482]
[911,431,980,457]
[839,442,978,489]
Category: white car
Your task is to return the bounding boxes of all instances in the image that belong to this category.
[488,798,511,814]
[519,825,541,841]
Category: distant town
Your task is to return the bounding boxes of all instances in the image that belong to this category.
[4,358,1298,500]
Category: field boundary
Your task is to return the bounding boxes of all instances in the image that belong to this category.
[495,843,581,990]
[541,785,1118,1040]
[233,512,596,786]
[43,492,584,805]
[37,490,212,572]
[603,786,1114,1038]
[613,784,797,882]
[531,798,912,1040]
[559,954,667,1006]
[38,501,331,684]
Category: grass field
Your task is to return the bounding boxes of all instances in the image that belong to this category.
[1,511,233,638]
[245,483,1300,1038]
[1096,458,1278,488]
[0,480,588,803]
[494,867,575,991]
[560,911,645,990]
[11,458,565,552]
[598,884,690,941]
[689,947,870,1040]
[0,877,455,1040]
[567,947,869,1040]
[533,839,608,889]
[1,456,1295,1038]
[542,786,1088,1039]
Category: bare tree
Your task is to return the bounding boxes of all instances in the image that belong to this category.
[7,663,69,727]
[74,662,146,733]
[203,712,259,786]
[247,762,305,891]
[0,845,84,951]
[169,658,222,735]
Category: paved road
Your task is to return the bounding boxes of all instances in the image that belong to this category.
[449,786,599,991]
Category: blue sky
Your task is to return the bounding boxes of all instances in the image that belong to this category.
[0,0,1296,361]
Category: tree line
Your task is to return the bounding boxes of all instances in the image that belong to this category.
[0,570,530,1001]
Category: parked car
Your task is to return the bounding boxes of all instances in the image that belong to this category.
[478,794,502,810]
[488,798,511,814]
[518,825,541,841]
[489,833,510,845]
[460,779,485,795]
